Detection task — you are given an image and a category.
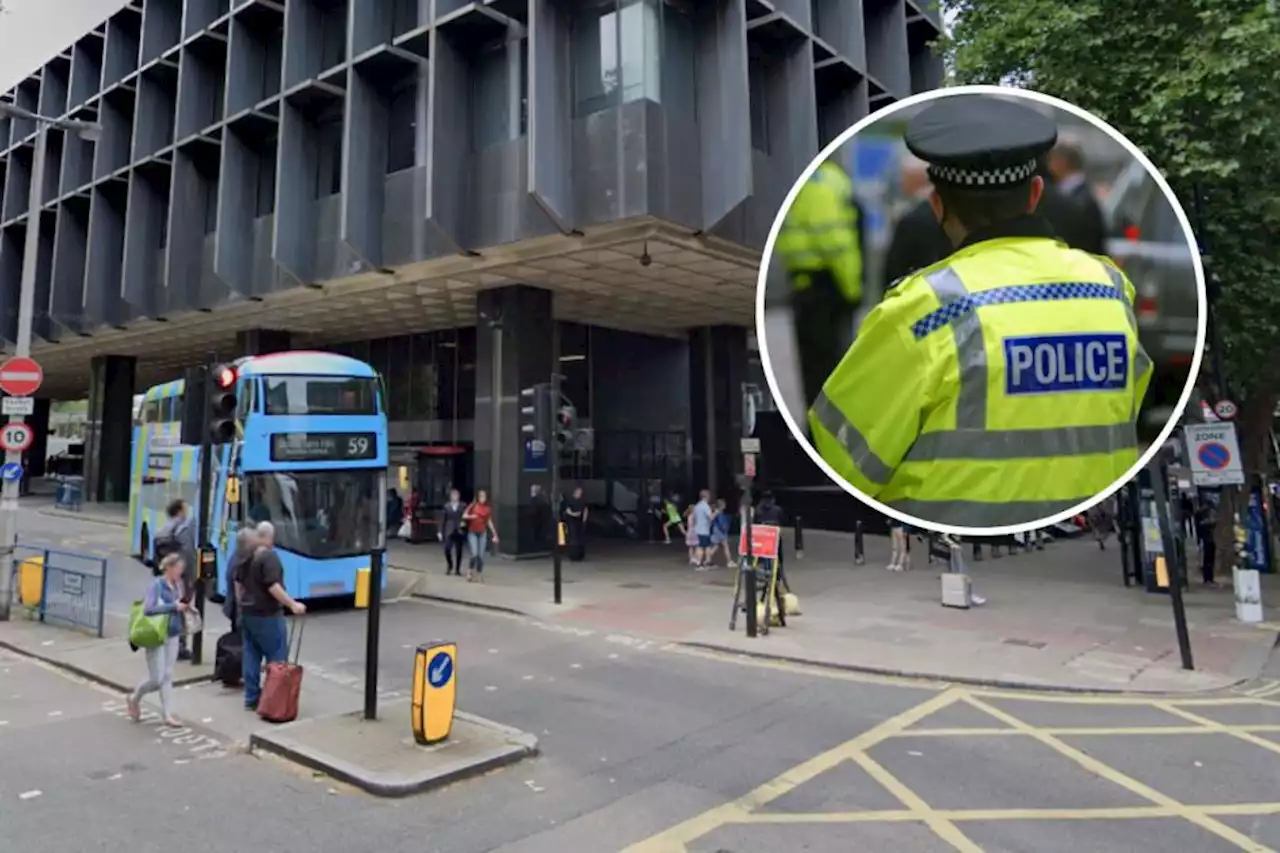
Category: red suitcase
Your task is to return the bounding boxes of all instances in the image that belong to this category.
[258,619,304,723]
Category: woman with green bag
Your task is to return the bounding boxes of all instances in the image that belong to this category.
[126,553,190,726]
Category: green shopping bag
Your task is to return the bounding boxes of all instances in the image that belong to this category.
[128,600,169,649]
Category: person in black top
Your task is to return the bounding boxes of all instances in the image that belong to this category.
[1046,137,1108,257]
[529,484,553,550]
[437,489,466,576]
[236,522,306,711]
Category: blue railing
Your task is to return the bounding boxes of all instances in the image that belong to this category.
[9,543,108,637]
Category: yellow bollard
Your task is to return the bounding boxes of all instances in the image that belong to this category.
[19,556,44,608]
[354,566,371,609]
[412,642,457,746]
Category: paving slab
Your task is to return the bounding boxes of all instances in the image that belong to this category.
[249,701,538,797]
[0,618,214,691]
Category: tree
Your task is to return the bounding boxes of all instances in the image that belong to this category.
[945,0,1280,568]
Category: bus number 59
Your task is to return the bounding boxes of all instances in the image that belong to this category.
[348,436,370,457]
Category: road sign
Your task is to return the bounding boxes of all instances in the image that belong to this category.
[1,396,33,416]
[739,523,781,560]
[1214,399,1238,420]
[428,650,454,688]
[0,462,22,482]
[0,422,32,453]
[740,437,761,454]
[1185,422,1245,486]
[744,453,756,478]
[0,356,42,397]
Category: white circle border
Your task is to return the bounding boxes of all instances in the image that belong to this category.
[754,83,1209,538]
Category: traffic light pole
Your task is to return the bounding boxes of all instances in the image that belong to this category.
[192,354,216,667]
[550,376,563,606]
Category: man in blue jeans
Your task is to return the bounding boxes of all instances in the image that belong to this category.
[234,522,306,711]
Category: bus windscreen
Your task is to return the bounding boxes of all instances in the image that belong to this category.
[244,469,381,559]
[263,376,379,416]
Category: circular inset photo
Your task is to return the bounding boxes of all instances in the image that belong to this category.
[758,85,1206,535]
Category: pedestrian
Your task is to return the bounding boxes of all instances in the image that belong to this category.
[661,493,686,545]
[127,553,190,727]
[1090,500,1115,550]
[152,499,198,660]
[887,519,911,572]
[709,498,733,567]
[462,490,499,582]
[386,488,404,539]
[808,93,1151,528]
[1194,499,1218,588]
[1046,135,1108,256]
[530,484,553,550]
[437,488,466,576]
[776,156,866,407]
[236,521,306,712]
[690,489,714,570]
[562,485,588,562]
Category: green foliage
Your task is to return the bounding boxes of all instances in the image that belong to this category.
[943,1,1280,403]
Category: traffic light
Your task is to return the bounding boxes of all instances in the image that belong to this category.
[520,384,549,443]
[208,363,238,443]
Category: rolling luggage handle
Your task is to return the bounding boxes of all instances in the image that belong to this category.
[286,616,305,664]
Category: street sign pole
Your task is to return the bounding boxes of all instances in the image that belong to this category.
[1150,457,1194,670]
[0,123,49,622]
[192,354,216,666]
[549,377,563,606]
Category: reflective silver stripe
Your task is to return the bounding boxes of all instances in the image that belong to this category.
[1098,261,1151,418]
[923,267,988,429]
[904,422,1138,462]
[887,497,1083,528]
[811,391,894,485]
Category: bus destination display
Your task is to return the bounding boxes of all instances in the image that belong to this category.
[270,432,377,462]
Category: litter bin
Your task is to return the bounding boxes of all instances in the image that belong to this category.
[19,555,45,608]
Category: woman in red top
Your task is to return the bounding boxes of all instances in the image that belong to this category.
[462,490,499,582]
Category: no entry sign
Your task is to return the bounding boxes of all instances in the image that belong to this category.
[0,356,42,397]
[0,422,33,453]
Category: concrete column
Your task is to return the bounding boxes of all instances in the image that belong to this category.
[236,329,293,356]
[689,325,748,501]
[83,355,136,503]
[474,285,555,558]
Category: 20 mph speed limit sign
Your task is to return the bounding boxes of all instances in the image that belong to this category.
[0,422,33,453]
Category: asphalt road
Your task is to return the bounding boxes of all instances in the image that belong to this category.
[6,508,1280,852]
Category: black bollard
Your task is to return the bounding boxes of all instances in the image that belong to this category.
[364,548,385,721]
[853,520,865,565]
[793,515,805,560]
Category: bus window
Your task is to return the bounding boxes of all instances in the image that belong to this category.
[243,469,380,559]
[262,376,379,416]
[143,399,163,424]
[163,395,182,424]
[237,379,256,420]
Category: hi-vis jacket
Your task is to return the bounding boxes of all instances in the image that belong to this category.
[808,220,1153,528]
[775,161,863,305]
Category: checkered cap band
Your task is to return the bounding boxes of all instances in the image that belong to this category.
[927,158,1038,188]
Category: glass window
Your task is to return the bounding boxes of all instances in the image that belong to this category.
[749,54,769,153]
[245,469,381,559]
[407,333,439,421]
[473,38,511,150]
[263,376,379,416]
[574,2,619,116]
[456,326,476,420]
[316,116,343,198]
[385,335,411,422]
[574,0,690,118]
[519,38,529,134]
[559,322,591,419]
[387,74,417,174]
[143,399,162,424]
[255,146,277,216]
[661,3,696,117]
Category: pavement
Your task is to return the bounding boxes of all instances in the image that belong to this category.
[27,497,1280,693]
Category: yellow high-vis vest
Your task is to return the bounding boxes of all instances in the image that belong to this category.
[775,160,863,305]
[808,235,1152,528]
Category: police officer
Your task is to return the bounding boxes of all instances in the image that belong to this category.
[808,94,1153,528]
[775,157,865,407]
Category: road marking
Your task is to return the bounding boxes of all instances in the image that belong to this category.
[848,750,983,852]
[734,803,1280,823]
[99,701,229,759]
[961,692,1270,851]
[18,790,41,800]
[621,687,966,852]
[1155,702,1280,760]
[898,725,1280,738]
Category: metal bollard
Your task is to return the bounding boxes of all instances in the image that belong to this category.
[854,521,865,565]
[793,515,805,560]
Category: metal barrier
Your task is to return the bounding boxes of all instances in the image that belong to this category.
[10,543,108,637]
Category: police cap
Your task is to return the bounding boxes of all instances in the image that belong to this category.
[904,95,1058,191]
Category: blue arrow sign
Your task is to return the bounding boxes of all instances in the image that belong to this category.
[427,651,454,688]
[0,461,22,482]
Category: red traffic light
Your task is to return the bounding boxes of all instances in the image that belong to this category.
[214,365,237,389]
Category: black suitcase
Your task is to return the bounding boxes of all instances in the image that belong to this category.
[214,630,243,687]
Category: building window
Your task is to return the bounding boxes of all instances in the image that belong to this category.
[748,54,769,153]
[559,321,591,419]
[315,116,343,198]
[387,73,418,174]
[473,38,511,149]
[573,0,694,118]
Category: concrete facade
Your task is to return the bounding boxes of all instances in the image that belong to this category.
[0,0,943,542]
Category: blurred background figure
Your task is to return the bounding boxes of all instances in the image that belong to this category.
[775,156,866,407]
[1046,134,1108,255]
[880,154,953,290]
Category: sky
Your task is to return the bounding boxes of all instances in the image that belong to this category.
[0,0,128,93]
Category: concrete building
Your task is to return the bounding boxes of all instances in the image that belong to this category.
[0,0,943,553]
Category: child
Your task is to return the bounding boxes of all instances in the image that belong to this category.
[661,494,686,545]
[684,504,702,567]
[709,499,733,567]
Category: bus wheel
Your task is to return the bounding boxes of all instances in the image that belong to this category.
[139,524,153,569]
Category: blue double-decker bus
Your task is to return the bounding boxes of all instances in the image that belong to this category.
[129,351,388,601]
